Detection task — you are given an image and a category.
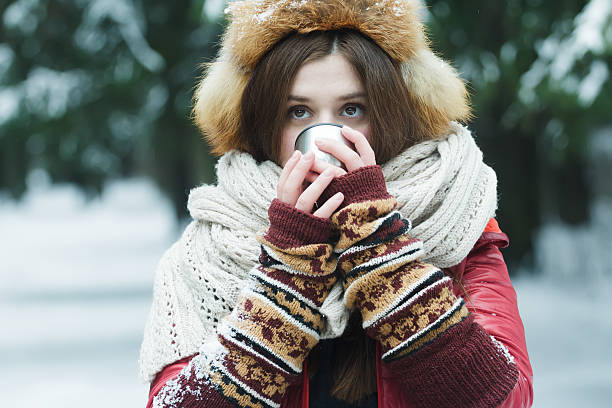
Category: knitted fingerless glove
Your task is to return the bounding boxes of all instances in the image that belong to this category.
[326,165,519,408]
[152,199,337,408]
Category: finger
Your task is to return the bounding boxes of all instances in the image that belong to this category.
[294,167,335,213]
[280,151,314,205]
[341,125,376,165]
[315,137,364,172]
[277,150,302,196]
[305,158,346,183]
[313,192,344,218]
[311,157,347,177]
[304,170,319,184]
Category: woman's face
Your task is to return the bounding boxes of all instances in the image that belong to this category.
[279,54,370,166]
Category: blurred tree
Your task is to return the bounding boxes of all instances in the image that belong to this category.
[427,0,611,270]
[0,0,223,218]
[1,0,610,270]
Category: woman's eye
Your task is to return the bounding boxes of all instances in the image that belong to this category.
[290,107,311,119]
[342,105,362,117]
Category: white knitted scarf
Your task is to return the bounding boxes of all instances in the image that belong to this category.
[139,123,498,382]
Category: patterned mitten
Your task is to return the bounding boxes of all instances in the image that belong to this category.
[152,199,337,408]
[323,165,519,408]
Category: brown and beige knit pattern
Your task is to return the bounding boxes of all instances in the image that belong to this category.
[152,199,337,408]
[327,166,468,360]
[328,165,518,407]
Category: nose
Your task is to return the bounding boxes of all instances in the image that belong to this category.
[318,110,336,124]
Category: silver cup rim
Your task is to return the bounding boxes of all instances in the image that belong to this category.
[294,123,342,148]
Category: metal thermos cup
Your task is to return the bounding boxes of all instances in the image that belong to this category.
[294,123,355,168]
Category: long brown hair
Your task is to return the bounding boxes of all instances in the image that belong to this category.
[240,29,439,165]
[239,29,436,403]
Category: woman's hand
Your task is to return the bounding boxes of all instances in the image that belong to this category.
[277,150,344,219]
[306,125,377,182]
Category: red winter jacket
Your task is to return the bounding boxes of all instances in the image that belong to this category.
[146,219,533,408]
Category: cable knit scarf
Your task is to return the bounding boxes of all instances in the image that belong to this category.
[139,123,498,382]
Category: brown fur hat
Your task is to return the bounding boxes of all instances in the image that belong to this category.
[193,0,471,156]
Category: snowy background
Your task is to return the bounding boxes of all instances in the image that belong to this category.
[1,174,611,407]
[0,176,173,407]
[1,0,612,407]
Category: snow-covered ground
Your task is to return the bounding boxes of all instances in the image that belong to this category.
[514,275,611,407]
[1,177,610,407]
[0,176,176,407]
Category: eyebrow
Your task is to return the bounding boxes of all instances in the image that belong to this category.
[287,92,367,102]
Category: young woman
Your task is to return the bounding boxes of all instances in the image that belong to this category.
[139,1,533,407]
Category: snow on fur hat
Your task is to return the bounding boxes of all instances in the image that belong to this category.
[193,0,471,156]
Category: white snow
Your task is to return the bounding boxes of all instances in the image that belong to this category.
[0,175,177,407]
[23,67,91,119]
[0,67,92,124]
[578,60,609,106]
[520,0,612,106]
[1,175,610,407]
[76,0,165,72]
[0,87,20,125]
[203,0,226,21]
[2,0,43,35]
[0,43,15,78]
[515,275,612,407]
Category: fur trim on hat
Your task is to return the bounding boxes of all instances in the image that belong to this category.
[193,52,251,155]
[194,0,471,156]
[224,0,426,69]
